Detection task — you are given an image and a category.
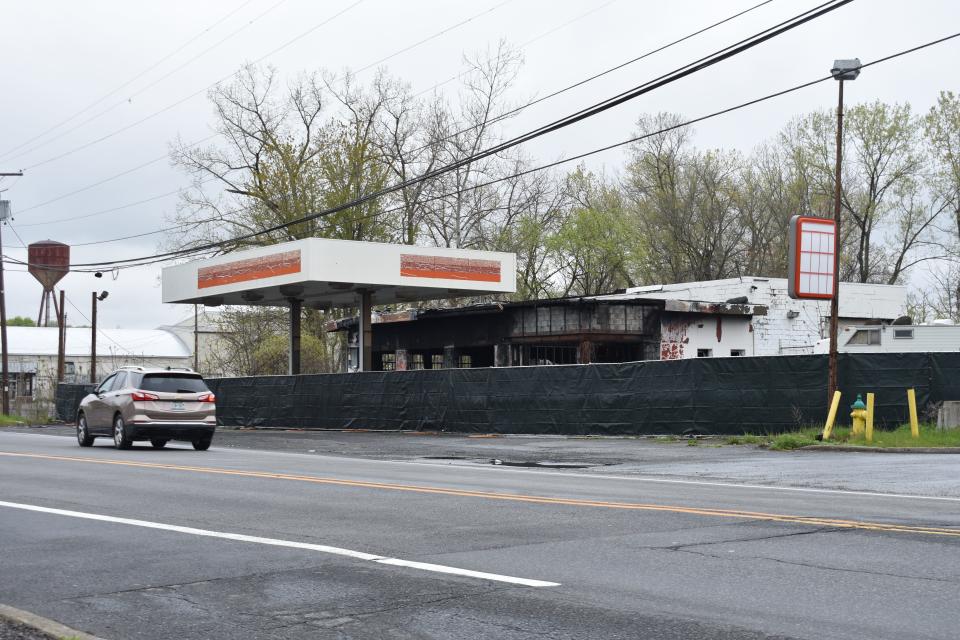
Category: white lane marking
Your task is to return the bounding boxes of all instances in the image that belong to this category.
[375,558,557,586]
[0,499,559,588]
[4,430,960,503]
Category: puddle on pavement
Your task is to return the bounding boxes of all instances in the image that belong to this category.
[419,456,598,469]
[490,459,593,469]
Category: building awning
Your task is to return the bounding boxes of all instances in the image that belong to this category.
[162,238,516,308]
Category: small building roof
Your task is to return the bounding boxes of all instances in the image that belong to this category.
[6,326,191,358]
[626,276,906,319]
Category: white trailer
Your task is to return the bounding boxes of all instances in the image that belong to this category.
[814,323,960,353]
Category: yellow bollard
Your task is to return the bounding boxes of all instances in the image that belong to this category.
[823,391,842,441]
[865,393,875,444]
[907,388,919,439]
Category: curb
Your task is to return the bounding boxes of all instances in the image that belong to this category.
[0,604,106,640]
[799,445,960,454]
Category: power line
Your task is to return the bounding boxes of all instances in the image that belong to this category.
[352,0,513,77]
[11,0,517,174]
[0,0,259,161]
[61,291,136,356]
[14,139,218,215]
[49,26,960,270]
[408,0,776,157]
[14,183,214,228]
[9,0,798,230]
[12,0,365,172]
[54,0,857,269]
[2,1,290,167]
[12,0,517,217]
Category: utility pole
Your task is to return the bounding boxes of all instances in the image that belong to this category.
[0,172,24,415]
[57,289,66,382]
[827,59,861,401]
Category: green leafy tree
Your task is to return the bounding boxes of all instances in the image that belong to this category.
[550,169,639,296]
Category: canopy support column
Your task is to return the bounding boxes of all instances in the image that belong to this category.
[289,298,302,376]
[359,289,372,372]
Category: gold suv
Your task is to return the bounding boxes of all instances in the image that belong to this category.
[77,366,216,450]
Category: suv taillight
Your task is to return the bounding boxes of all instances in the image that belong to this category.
[131,390,159,401]
[198,393,216,403]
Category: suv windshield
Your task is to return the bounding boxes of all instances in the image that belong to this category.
[139,373,209,394]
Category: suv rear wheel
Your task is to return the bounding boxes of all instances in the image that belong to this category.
[113,415,132,450]
[76,414,94,447]
[192,437,212,451]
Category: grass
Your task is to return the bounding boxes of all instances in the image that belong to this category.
[844,423,960,448]
[723,423,960,450]
[724,434,768,446]
[0,414,28,427]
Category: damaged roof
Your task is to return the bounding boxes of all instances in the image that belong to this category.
[325,293,767,332]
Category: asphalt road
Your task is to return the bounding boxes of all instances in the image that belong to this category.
[1,430,959,639]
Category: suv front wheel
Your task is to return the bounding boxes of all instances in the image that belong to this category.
[76,414,94,447]
[113,415,132,450]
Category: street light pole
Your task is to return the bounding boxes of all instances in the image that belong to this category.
[827,78,844,401]
[90,291,108,383]
[827,59,860,401]
[90,292,97,384]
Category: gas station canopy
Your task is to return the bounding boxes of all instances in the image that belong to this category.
[161,238,516,308]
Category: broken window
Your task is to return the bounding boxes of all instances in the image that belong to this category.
[459,355,472,368]
[730,349,746,357]
[431,354,444,369]
[697,349,713,358]
[410,354,425,370]
[382,353,396,371]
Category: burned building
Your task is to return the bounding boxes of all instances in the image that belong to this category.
[327,294,766,371]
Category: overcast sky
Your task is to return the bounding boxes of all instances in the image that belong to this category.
[1,0,958,330]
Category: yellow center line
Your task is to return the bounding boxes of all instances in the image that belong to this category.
[2,450,958,538]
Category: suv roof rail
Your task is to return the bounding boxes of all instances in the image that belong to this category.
[164,366,195,372]
[118,365,146,371]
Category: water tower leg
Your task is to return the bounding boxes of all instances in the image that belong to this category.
[37,290,46,327]
[44,290,52,327]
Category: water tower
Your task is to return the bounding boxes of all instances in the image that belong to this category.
[27,240,70,327]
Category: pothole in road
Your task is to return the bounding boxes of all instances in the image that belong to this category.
[489,459,593,469]
[418,456,600,469]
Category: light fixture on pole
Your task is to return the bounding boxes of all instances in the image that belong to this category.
[827,58,860,401]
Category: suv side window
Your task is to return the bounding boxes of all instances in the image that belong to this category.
[111,372,128,391]
[97,374,117,394]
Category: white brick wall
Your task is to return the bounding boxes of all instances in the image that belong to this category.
[629,277,907,356]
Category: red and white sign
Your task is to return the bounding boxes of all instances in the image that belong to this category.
[788,215,836,300]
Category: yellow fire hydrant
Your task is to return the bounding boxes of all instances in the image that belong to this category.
[850,394,867,437]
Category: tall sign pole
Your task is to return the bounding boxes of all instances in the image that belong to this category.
[827,59,861,401]
[0,175,24,415]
